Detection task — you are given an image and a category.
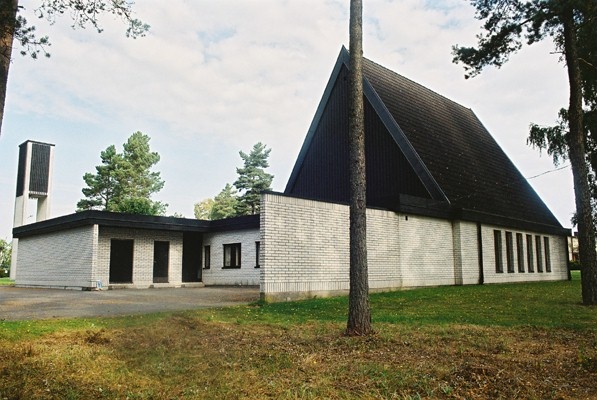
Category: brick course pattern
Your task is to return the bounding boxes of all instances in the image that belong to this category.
[15,225,98,289]
[260,193,569,301]
[202,229,261,286]
[97,227,183,288]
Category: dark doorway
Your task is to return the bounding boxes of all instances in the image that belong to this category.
[109,239,134,283]
[182,233,202,282]
[153,241,170,283]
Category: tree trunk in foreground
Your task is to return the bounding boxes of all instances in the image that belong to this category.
[563,10,597,305]
[346,0,372,336]
[0,0,17,136]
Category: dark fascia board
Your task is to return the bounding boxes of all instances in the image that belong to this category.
[13,210,259,238]
[457,209,571,237]
[285,46,349,193]
[285,46,448,203]
[209,214,260,232]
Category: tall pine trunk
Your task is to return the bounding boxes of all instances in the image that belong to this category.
[346,0,372,336]
[0,0,18,136]
[562,9,597,305]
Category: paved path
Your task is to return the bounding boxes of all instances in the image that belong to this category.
[0,286,260,321]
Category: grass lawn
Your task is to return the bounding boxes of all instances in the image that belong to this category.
[0,277,13,286]
[1,272,596,399]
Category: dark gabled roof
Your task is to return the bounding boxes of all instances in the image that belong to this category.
[286,47,564,233]
[13,210,260,238]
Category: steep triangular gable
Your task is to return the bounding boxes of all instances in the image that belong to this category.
[286,47,564,232]
[285,47,446,206]
[362,54,562,229]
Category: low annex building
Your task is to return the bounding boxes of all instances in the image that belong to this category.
[12,48,570,298]
[12,212,260,289]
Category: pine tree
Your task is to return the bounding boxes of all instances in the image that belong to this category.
[77,132,166,216]
[453,0,597,305]
[233,142,274,215]
[346,0,372,336]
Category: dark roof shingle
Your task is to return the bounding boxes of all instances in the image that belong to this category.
[362,55,562,228]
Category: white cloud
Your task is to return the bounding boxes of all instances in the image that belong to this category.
[0,0,577,238]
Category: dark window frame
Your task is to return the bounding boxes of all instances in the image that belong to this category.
[223,243,241,269]
[494,230,503,273]
[536,235,544,272]
[255,241,261,268]
[516,233,525,273]
[204,245,211,269]
[506,231,514,273]
[526,234,534,273]
[544,237,551,272]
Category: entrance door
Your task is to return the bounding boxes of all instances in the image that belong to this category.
[153,241,170,283]
[182,233,202,282]
[109,239,134,283]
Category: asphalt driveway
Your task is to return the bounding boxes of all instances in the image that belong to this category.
[0,286,260,321]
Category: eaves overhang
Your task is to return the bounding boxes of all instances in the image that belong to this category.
[12,210,259,238]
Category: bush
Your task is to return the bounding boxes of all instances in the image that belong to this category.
[0,239,11,274]
[569,260,582,271]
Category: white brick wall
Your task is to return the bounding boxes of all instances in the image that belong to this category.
[481,224,568,284]
[97,227,183,288]
[453,221,482,285]
[202,229,261,286]
[397,214,455,287]
[260,193,569,300]
[15,225,98,289]
[261,194,350,298]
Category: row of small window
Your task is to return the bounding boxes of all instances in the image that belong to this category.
[203,242,260,269]
[494,231,551,273]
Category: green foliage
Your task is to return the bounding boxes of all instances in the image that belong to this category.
[0,238,11,276]
[194,142,273,220]
[8,0,149,59]
[451,1,593,79]
[234,142,274,215]
[77,144,122,211]
[210,183,240,220]
[114,197,166,216]
[193,198,214,220]
[77,131,166,216]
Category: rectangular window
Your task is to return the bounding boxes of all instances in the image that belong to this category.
[494,230,503,273]
[516,233,525,272]
[526,234,534,272]
[506,232,514,273]
[223,243,241,268]
[536,235,543,272]
[255,241,261,268]
[544,237,551,272]
[203,245,210,269]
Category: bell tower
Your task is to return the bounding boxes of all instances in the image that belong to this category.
[11,140,55,279]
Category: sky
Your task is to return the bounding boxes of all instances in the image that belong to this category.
[0,0,575,240]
